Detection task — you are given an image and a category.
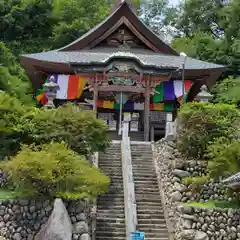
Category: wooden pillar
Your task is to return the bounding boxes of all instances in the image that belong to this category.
[93,83,98,113]
[144,84,151,141]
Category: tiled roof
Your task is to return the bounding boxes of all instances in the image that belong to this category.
[21,49,224,70]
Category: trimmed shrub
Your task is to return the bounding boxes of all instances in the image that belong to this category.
[0,98,110,157]
[1,142,109,200]
[29,103,110,155]
[177,102,239,158]
[207,137,240,179]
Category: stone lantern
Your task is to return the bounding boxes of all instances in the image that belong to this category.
[43,75,59,108]
[195,85,213,102]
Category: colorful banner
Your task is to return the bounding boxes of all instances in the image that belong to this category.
[33,74,87,103]
[153,80,193,103]
[96,100,173,112]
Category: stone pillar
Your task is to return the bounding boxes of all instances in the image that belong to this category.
[144,85,151,141]
[165,113,176,140]
[43,75,59,108]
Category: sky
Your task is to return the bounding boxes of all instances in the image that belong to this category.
[169,0,181,6]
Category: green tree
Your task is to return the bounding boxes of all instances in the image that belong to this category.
[51,0,110,48]
[2,142,109,199]
[1,0,55,55]
[0,42,33,104]
[171,0,240,74]
[212,76,240,105]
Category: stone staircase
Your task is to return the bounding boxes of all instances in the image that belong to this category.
[96,142,126,240]
[107,131,144,141]
[131,143,169,240]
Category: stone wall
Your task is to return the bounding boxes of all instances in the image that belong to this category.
[177,205,240,240]
[0,199,91,240]
[154,138,240,240]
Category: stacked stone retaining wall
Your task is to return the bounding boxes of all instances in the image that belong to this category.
[0,199,91,240]
[155,138,240,240]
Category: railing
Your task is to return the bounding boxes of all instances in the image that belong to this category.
[121,120,137,240]
[91,152,99,240]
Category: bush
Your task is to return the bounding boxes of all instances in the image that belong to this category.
[0,92,32,157]
[177,102,239,158]
[1,142,109,200]
[207,137,240,179]
[182,175,209,191]
[0,98,110,157]
[29,103,110,155]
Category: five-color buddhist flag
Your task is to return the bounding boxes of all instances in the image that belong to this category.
[51,74,87,100]
[163,81,175,101]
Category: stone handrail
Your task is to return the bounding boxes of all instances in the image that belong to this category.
[121,121,137,240]
[91,152,99,240]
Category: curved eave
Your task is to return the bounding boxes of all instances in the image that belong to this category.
[58,1,178,55]
[20,54,225,98]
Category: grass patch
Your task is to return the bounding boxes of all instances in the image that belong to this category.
[0,189,19,200]
[185,200,240,209]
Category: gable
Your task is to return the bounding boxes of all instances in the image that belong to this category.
[59,1,179,55]
[95,24,151,50]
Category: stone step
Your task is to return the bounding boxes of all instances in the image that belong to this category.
[96,225,125,232]
[136,223,167,229]
[98,194,124,199]
[138,232,169,238]
[137,228,168,234]
[97,212,125,218]
[97,199,124,205]
[98,165,122,168]
[134,183,159,188]
[131,153,153,159]
[136,197,161,203]
[96,231,125,237]
[137,202,163,208]
[134,179,158,184]
[133,174,158,178]
[133,170,156,175]
[137,213,166,220]
[97,209,125,214]
[97,205,125,210]
[96,217,125,223]
[138,218,167,224]
[135,189,159,194]
[96,221,125,227]
[137,209,164,215]
[96,237,125,240]
[132,164,155,168]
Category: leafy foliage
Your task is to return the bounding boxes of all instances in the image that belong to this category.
[0,92,32,157]
[177,102,239,158]
[29,104,110,155]
[0,42,33,104]
[0,97,110,157]
[1,142,109,199]
[171,0,240,103]
[182,175,209,191]
[207,137,240,179]
[212,76,240,105]
[51,0,110,48]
